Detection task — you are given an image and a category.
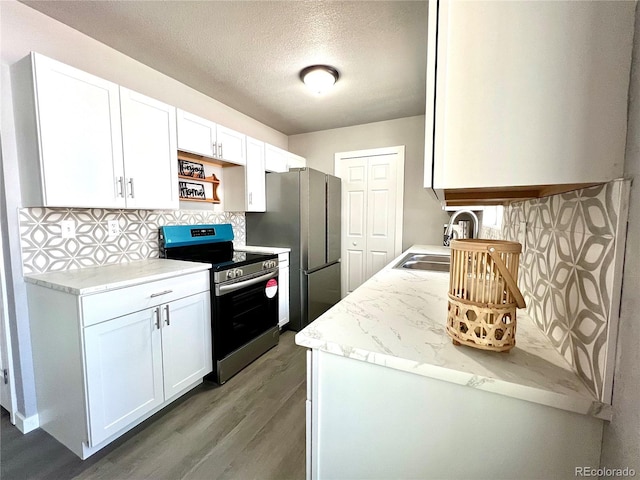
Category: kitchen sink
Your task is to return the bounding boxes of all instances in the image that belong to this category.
[393,253,451,272]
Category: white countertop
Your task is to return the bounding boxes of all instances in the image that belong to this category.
[24,259,212,296]
[236,245,291,255]
[295,245,610,420]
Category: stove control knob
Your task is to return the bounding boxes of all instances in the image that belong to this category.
[235,268,243,277]
[226,270,235,279]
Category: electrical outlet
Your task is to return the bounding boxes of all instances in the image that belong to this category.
[60,220,76,239]
[107,220,120,239]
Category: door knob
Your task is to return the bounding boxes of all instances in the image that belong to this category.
[352,242,357,246]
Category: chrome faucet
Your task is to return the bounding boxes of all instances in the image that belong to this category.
[444,209,479,246]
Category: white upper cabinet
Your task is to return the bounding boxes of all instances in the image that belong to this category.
[11,53,179,209]
[176,110,246,165]
[265,144,306,173]
[120,88,178,210]
[223,136,266,212]
[245,136,266,211]
[265,144,289,173]
[176,109,217,158]
[216,125,246,166]
[425,1,635,198]
[287,152,306,170]
[12,52,125,208]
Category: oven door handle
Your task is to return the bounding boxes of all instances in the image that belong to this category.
[216,270,278,296]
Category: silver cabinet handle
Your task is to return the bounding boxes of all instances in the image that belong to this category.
[213,142,217,157]
[164,304,170,326]
[127,178,135,198]
[117,177,125,198]
[249,192,253,205]
[154,307,161,329]
[150,289,173,298]
[219,142,223,158]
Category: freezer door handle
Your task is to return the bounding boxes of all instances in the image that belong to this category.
[303,259,340,276]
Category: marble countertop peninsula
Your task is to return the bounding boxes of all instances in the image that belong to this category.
[24,259,212,296]
[236,245,291,255]
[295,245,610,420]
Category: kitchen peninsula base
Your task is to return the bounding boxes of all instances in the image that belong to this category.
[306,349,602,480]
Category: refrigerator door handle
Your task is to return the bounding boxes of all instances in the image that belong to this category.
[303,259,341,276]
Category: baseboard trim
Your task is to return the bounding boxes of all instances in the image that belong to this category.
[15,411,39,433]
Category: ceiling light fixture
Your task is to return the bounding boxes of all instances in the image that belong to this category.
[300,65,339,95]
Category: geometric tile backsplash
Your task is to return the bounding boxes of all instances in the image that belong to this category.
[19,208,246,275]
[486,180,630,403]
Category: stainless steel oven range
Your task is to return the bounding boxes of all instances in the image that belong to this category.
[160,223,279,384]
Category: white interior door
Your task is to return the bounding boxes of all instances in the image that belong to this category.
[335,146,404,296]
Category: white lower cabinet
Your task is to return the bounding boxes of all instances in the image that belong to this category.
[27,269,212,459]
[278,252,290,328]
[307,349,604,480]
[84,308,165,447]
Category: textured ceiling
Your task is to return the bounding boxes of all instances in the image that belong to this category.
[20,0,428,135]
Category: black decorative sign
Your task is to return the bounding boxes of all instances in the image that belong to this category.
[178,159,205,179]
[179,181,206,200]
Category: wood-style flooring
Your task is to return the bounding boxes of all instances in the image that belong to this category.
[0,330,306,480]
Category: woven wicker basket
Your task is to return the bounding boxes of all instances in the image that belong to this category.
[447,239,526,352]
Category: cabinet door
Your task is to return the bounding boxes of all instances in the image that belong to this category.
[430,1,634,190]
[176,109,217,158]
[161,292,212,400]
[246,137,266,212]
[217,125,246,165]
[120,87,178,210]
[287,153,306,170]
[84,308,164,447]
[265,144,289,173]
[33,53,125,208]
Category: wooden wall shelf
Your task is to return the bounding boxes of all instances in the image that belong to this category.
[178,174,219,184]
[177,154,221,204]
[179,197,220,204]
[178,150,235,168]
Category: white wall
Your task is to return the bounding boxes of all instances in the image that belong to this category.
[0,0,288,423]
[288,116,449,249]
[600,2,640,474]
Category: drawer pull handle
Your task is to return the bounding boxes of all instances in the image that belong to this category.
[150,289,173,298]
[154,307,161,329]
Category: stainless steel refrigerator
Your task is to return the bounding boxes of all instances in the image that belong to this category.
[246,168,341,331]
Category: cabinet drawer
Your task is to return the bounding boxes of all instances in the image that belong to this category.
[82,271,210,327]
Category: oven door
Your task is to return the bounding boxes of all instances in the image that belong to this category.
[213,269,279,359]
